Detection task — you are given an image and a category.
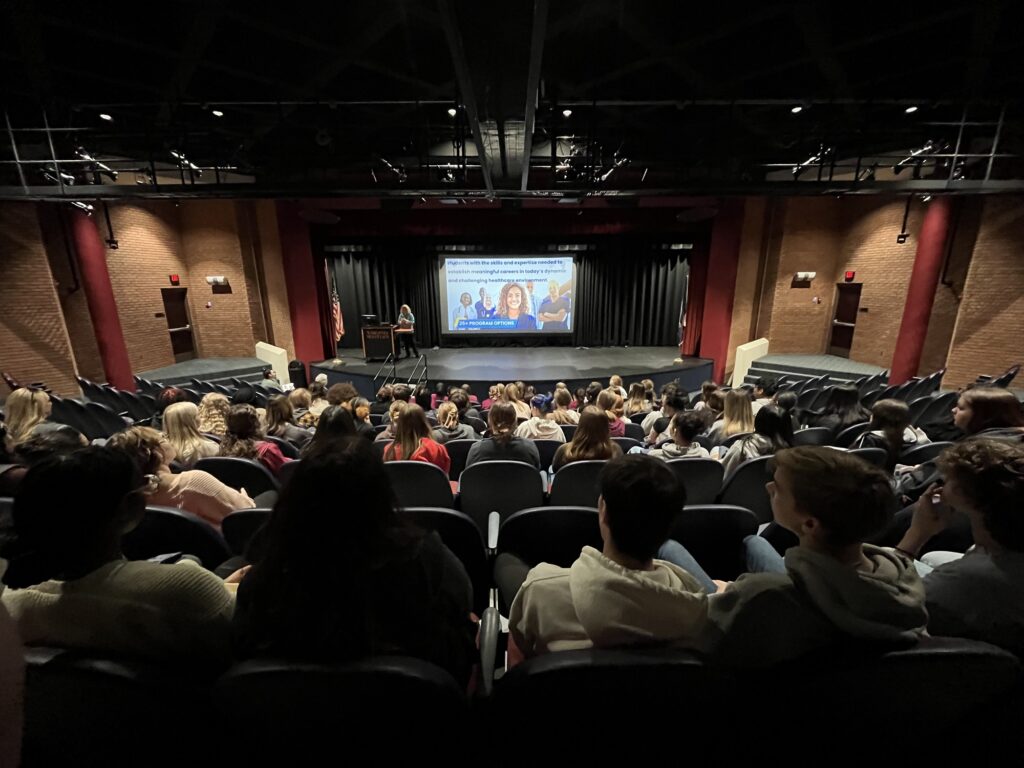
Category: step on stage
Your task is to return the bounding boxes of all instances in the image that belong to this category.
[311,347,713,400]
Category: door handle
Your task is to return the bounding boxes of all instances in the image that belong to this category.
[168,325,191,332]
[832,321,855,328]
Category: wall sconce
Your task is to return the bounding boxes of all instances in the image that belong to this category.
[795,271,817,281]
[205,276,228,285]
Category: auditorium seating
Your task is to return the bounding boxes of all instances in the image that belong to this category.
[791,426,832,446]
[121,506,232,569]
[668,504,759,581]
[665,458,724,504]
[221,508,272,557]
[900,441,954,465]
[458,460,546,536]
[194,457,280,498]
[717,455,774,524]
[385,461,456,509]
[548,460,604,507]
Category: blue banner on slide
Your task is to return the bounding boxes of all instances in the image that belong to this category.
[457,319,518,330]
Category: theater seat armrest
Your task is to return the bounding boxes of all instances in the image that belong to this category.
[478,606,501,698]
[487,511,499,550]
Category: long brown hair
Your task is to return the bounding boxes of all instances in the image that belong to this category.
[221,404,264,460]
[385,403,431,462]
[565,411,617,461]
[870,399,910,470]
[265,395,295,436]
[959,387,1024,434]
[487,402,517,443]
[597,389,624,424]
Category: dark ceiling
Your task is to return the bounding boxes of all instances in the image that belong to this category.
[1,0,1022,199]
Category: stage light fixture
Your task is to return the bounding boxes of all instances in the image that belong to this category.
[43,165,76,185]
[75,147,118,181]
[562,109,572,118]
[211,109,224,117]
[170,149,202,176]
[791,145,832,178]
[448,107,457,117]
[70,201,94,214]
[791,105,803,114]
[892,139,943,175]
[99,113,113,121]
[921,194,932,202]
[905,105,918,114]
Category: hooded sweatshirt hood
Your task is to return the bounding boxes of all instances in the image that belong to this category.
[515,416,566,442]
[784,544,928,642]
[567,547,707,647]
[650,441,710,460]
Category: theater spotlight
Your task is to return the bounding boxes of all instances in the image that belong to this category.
[791,105,803,114]
[448,107,458,117]
[856,165,877,182]
[562,109,573,118]
[892,140,943,175]
[99,113,113,122]
[905,105,918,114]
[70,201,94,214]
[211,109,224,117]
[75,147,118,182]
[42,165,76,185]
[170,149,202,176]
[792,145,832,178]
[377,156,407,183]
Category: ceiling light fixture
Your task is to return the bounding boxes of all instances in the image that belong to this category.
[562,109,572,118]
[921,194,932,202]
[448,107,457,117]
[211,109,224,117]
[905,105,918,114]
[791,105,803,114]
[99,113,113,121]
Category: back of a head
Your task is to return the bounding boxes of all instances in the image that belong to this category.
[753,404,793,449]
[754,377,778,397]
[553,389,571,409]
[3,447,143,589]
[627,382,646,400]
[13,429,87,467]
[327,382,358,406]
[723,389,754,429]
[531,393,553,415]
[938,440,1024,552]
[961,387,1024,433]
[387,404,431,461]
[705,390,725,413]
[412,385,432,411]
[596,389,622,419]
[392,384,412,403]
[302,405,356,458]
[351,397,371,422]
[265,396,293,432]
[488,402,518,441]
[157,387,188,412]
[672,411,705,443]
[163,401,202,441]
[449,389,469,414]
[375,385,393,404]
[701,380,718,399]
[825,385,861,415]
[504,383,522,403]
[4,388,48,443]
[775,391,798,413]
[227,404,262,440]
[570,411,613,458]
[609,375,623,389]
[231,384,256,406]
[772,447,897,547]
[289,388,312,410]
[663,392,690,413]
[871,399,910,431]
[436,402,459,429]
[108,426,165,474]
[585,382,603,404]
[308,381,328,402]
[599,455,686,561]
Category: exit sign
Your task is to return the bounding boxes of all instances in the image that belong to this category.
[844,271,856,282]
[169,274,180,285]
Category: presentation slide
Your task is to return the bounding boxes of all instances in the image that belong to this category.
[439,256,576,334]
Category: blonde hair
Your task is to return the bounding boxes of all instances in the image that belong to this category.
[436,401,460,429]
[597,389,624,422]
[109,426,167,474]
[4,388,51,444]
[197,392,230,436]
[289,388,312,410]
[722,390,755,436]
[504,383,523,403]
[162,402,213,466]
[609,375,623,389]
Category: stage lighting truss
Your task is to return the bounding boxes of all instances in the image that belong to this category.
[75,147,118,182]
[892,140,948,178]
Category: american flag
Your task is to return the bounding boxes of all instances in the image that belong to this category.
[331,288,344,343]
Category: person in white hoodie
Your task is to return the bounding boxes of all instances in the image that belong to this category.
[514,394,566,443]
[695,446,928,667]
[509,455,708,656]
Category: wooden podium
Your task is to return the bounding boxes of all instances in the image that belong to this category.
[361,324,396,361]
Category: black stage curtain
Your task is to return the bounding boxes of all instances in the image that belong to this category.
[326,239,692,350]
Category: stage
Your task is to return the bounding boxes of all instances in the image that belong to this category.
[310,347,713,399]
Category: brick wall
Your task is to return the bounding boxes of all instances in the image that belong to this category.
[0,204,80,396]
[104,201,188,373]
[726,197,767,376]
[944,197,1024,388]
[252,200,296,358]
[179,201,258,358]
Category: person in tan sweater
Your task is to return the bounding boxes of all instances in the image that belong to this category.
[0,447,237,665]
[109,427,255,529]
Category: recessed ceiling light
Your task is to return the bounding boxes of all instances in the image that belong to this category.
[791,105,803,114]
[447,107,457,117]
[562,109,572,118]
[905,105,918,114]
[211,109,224,117]
[99,113,113,121]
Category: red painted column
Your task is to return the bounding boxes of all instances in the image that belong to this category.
[889,197,953,384]
[69,210,134,390]
[699,199,744,383]
[276,201,328,376]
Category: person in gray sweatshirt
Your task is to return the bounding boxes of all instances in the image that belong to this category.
[692,446,928,666]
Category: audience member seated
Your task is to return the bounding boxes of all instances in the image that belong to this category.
[552,411,623,472]
[349,397,377,441]
[326,382,359,412]
[383,404,451,476]
[259,368,282,391]
[623,382,652,418]
[109,426,257,527]
[231,441,475,685]
[300,406,357,459]
[264,395,313,450]
[197,392,231,437]
[608,374,628,399]
[648,412,711,460]
[448,389,483,433]
[0,447,235,665]
[301,381,330,427]
[221,405,290,476]
[720,404,793,476]
[287,387,312,421]
[689,447,927,667]
[646,393,691,446]
[163,401,220,468]
[503,383,532,421]
[810,384,870,436]
[583,381,604,409]
[482,383,503,411]
[773,390,802,434]
[692,380,718,412]
[854,399,930,472]
[152,386,190,430]
[548,388,580,425]
[642,382,678,433]
[412,385,436,420]
[381,383,412,424]
[706,389,754,445]
[375,401,404,443]
[571,387,586,410]
[895,440,1024,655]
[515,395,566,442]
[750,377,778,413]
[509,455,707,656]
[370,385,393,415]
[432,402,478,444]
[465,402,541,470]
[597,389,627,437]
[949,387,1024,442]
[4,388,81,447]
